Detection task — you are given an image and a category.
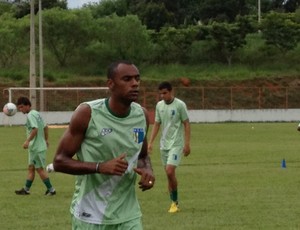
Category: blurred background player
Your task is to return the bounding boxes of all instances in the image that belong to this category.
[148,81,190,213]
[15,96,56,196]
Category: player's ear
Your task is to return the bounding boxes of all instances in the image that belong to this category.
[107,78,114,89]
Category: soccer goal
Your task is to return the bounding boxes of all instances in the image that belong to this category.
[3,87,109,112]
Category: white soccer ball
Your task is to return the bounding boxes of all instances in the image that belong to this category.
[3,102,17,116]
[46,163,55,173]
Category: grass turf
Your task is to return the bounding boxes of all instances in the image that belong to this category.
[0,123,300,229]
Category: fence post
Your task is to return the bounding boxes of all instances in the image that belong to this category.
[230,87,233,109]
[285,87,288,109]
[202,87,205,109]
[258,87,262,109]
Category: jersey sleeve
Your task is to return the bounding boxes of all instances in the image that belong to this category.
[179,101,189,122]
[154,103,161,123]
[28,113,38,128]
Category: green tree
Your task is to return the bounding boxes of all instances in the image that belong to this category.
[86,0,300,30]
[140,2,171,31]
[0,13,28,67]
[208,22,248,65]
[284,0,300,12]
[85,0,128,18]
[269,0,300,12]
[127,0,202,30]
[91,14,151,65]
[11,0,67,18]
[0,1,12,16]
[42,8,94,66]
[261,12,300,53]
[198,0,252,23]
[150,26,199,64]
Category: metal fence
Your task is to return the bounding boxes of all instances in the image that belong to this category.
[142,86,300,110]
[2,86,300,111]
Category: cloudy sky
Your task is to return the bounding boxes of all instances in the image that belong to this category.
[68,0,98,8]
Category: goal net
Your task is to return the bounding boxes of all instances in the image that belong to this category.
[3,87,109,111]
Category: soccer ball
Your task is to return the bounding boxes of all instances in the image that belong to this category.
[46,163,55,173]
[3,102,17,116]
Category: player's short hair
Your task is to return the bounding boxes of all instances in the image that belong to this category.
[107,60,133,79]
[16,97,31,106]
[158,81,172,91]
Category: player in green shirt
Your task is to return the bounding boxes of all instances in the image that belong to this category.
[15,96,56,196]
[53,60,155,229]
[148,81,191,213]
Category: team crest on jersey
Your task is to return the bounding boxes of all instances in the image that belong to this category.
[100,128,113,136]
[133,128,144,143]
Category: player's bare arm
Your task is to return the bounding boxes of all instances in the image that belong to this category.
[135,139,155,191]
[53,104,128,176]
[134,107,155,191]
[44,125,49,147]
[183,119,191,156]
[53,104,92,174]
[148,121,160,153]
[23,128,38,149]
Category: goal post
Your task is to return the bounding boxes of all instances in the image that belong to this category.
[3,87,109,111]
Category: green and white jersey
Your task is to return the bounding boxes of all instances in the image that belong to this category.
[71,98,147,225]
[155,98,189,150]
[26,110,47,152]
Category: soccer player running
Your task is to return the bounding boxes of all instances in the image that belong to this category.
[53,60,155,229]
[15,96,56,196]
[148,81,191,213]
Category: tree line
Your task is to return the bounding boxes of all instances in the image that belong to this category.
[0,0,300,78]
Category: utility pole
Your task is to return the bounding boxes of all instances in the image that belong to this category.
[258,0,261,23]
[29,0,36,109]
[39,0,44,111]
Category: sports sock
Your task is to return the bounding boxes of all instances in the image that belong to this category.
[43,178,53,190]
[25,180,33,191]
[170,190,178,203]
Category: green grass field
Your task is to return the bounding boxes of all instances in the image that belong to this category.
[1,123,300,229]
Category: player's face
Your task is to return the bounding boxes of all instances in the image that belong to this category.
[159,89,173,103]
[108,63,140,103]
[17,104,30,114]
